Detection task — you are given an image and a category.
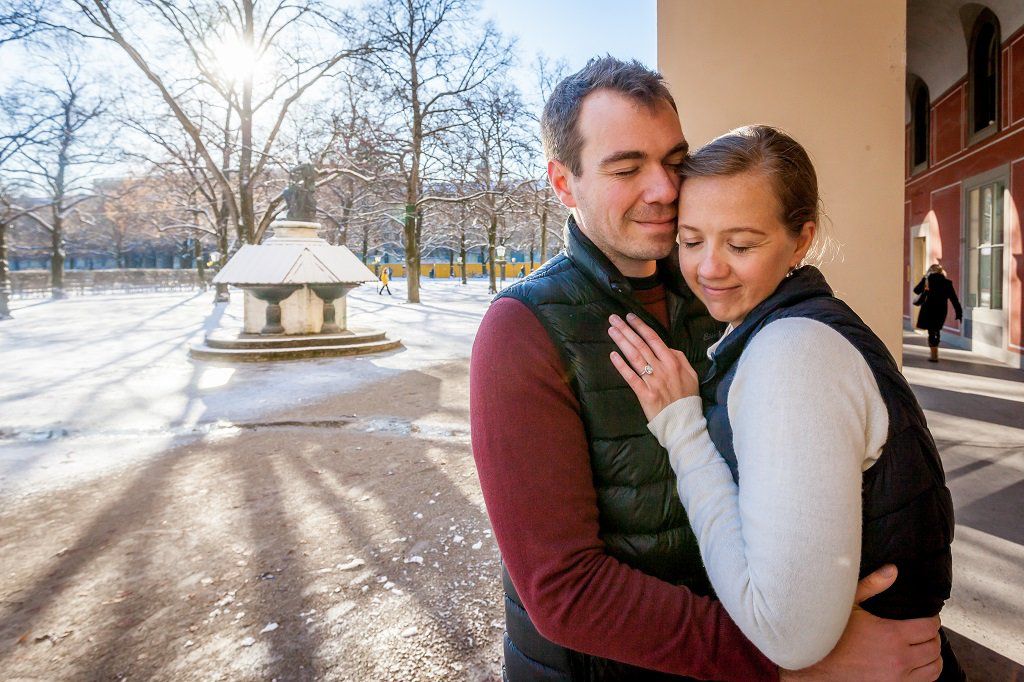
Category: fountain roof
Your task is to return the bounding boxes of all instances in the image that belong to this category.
[214,222,378,286]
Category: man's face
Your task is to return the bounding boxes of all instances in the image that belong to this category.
[549,89,687,277]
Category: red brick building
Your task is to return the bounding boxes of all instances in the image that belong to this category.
[906,1,1024,366]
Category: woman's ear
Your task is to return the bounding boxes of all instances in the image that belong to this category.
[791,220,816,267]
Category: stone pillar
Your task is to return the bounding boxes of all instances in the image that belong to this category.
[249,286,300,334]
[658,0,906,359]
[311,285,351,334]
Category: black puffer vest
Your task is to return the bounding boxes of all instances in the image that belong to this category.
[701,266,955,620]
[493,218,723,681]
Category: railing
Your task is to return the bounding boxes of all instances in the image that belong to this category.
[8,269,208,298]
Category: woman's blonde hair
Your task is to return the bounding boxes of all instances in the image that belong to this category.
[680,125,836,264]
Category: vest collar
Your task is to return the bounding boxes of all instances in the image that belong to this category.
[705,265,833,377]
[564,214,696,306]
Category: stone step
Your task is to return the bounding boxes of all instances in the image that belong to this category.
[189,338,403,362]
[204,329,388,350]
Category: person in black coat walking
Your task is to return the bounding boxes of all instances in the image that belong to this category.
[914,264,963,362]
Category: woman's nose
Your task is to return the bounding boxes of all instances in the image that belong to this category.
[698,250,729,279]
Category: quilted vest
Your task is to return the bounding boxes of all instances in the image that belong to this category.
[493,217,723,681]
[701,266,955,620]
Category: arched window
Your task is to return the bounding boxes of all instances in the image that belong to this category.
[969,10,1000,137]
[911,79,930,170]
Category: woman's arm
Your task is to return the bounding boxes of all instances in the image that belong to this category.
[947,279,963,320]
[913,277,926,295]
[646,318,888,669]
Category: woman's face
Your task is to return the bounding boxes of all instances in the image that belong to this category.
[677,171,814,327]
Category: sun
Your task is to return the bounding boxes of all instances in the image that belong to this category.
[208,32,267,85]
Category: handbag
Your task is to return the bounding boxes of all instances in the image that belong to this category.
[913,290,928,306]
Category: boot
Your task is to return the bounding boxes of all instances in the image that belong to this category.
[928,346,939,363]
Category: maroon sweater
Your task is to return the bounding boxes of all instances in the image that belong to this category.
[470,287,777,680]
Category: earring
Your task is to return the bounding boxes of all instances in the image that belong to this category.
[785,266,796,278]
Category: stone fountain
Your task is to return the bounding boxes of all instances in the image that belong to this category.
[189,164,401,361]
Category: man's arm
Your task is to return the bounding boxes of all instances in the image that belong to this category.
[784,566,944,681]
[470,298,776,680]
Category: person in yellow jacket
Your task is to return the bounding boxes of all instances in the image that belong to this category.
[378,267,392,296]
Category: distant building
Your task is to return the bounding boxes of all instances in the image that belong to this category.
[905,1,1024,366]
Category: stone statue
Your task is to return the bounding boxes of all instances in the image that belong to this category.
[283,163,318,222]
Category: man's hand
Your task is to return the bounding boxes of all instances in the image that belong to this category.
[781,565,943,681]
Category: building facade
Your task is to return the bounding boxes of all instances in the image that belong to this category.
[658,0,907,356]
[906,1,1024,366]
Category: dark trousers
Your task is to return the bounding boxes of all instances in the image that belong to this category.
[927,328,941,347]
[379,284,391,295]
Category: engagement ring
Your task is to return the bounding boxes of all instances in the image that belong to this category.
[642,364,654,376]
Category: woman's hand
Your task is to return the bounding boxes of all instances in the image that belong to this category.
[608,312,700,421]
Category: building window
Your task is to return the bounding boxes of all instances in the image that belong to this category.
[968,10,1000,138]
[911,79,929,170]
[966,182,1004,309]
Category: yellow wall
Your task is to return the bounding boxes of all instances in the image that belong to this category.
[658,0,906,358]
[369,263,539,278]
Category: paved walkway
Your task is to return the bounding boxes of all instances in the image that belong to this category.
[901,331,1024,680]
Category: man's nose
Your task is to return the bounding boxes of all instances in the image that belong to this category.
[642,164,680,205]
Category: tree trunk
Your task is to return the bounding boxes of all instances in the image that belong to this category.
[195,238,206,289]
[339,184,353,246]
[487,213,497,294]
[406,45,423,304]
[0,221,11,320]
[214,203,230,302]
[404,202,420,303]
[540,205,548,264]
[213,105,233,303]
[460,236,467,286]
[50,210,66,299]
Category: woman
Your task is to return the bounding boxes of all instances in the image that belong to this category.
[607,126,961,678]
[914,264,963,362]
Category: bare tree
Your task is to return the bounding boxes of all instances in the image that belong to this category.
[0,87,56,318]
[529,53,569,265]
[0,0,58,44]
[117,104,238,295]
[360,0,513,303]
[67,0,373,255]
[461,81,533,293]
[8,61,105,298]
[305,68,386,255]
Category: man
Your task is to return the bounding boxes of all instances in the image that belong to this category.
[470,57,944,681]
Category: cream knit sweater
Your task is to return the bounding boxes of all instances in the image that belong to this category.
[648,317,889,669]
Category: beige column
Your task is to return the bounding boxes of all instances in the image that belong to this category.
[658,0,907,359]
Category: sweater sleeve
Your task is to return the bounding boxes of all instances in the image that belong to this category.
[470,297,777,680]
[648,317,889,670]
[947,279,963,320]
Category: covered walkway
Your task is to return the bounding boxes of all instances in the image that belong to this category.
[902,332,1024,679]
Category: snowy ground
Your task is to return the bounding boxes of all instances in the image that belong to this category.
[1,278,508,681]
[0,278,493,499]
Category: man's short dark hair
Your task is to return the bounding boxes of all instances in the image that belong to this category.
[541,56,678,177]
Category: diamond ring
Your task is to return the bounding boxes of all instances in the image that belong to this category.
[642,364,654,376]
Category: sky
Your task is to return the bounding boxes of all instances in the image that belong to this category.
[0,0,658,179]
[0,1,657,106]
[479,0,658,89]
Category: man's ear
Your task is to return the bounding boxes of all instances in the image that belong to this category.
[548,159,577,209]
